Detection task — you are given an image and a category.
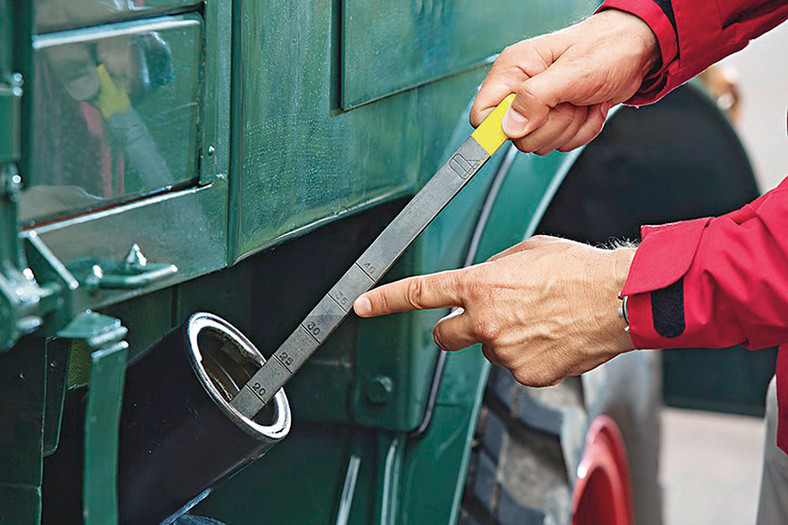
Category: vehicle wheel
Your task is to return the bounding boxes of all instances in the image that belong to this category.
[459,350,660,525]
[572,415,634,525]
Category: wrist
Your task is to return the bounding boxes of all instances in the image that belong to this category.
[605,247,637,351]
[596,9,660,79]
[612,246,637,292]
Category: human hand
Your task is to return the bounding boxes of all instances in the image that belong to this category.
[354,236,636,387]
[470,9,659,154]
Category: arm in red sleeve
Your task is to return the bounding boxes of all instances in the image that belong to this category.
[622,177,788,350]
[598,0,788,106]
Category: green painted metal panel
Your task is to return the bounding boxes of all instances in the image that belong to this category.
[341,0,596,108]
[196,425,376,525]
[35,0,202,33]
[351,133,507,431]
[0,484,41,525]
[42,340,69,456]
[231,0,494,261]
[371,433,406,525]
[0,84,21,164]
[474,151,582,263]
[0,0,11,77]
[400,349,489,524]
[0,337,46,525]
[13,0,35,190]
[83,341,128,525]
[25,15,203,223]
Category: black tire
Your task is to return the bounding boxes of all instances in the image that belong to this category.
[460,351,662,525]
[460,369,583,525]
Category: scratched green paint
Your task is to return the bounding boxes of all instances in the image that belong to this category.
[342,0,597,108]
[229,0,596,264]
[231,0,493,262]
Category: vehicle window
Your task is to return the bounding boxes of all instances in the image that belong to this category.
[35,0,201,33]
[23,15,202,223]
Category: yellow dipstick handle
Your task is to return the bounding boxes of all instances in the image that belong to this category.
[471,93,516,155]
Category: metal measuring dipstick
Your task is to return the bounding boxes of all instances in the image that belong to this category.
[230,95,516,419]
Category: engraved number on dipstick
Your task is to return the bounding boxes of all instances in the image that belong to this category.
[305,322,320,336]
[278,352,294,368]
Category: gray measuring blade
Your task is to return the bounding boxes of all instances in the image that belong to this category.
[230,136,492,419]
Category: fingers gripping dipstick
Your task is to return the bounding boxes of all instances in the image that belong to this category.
[229,95,516,419]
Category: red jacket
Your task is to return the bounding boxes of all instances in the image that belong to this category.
[598,0,788,449]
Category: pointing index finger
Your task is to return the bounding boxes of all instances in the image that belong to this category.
[354,270,465,317]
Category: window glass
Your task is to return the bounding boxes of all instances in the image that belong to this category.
[36,0,202,33]
[23,15,202,222]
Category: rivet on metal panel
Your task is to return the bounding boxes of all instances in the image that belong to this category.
[365,375,394,405]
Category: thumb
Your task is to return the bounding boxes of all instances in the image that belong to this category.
[501,60,590,139]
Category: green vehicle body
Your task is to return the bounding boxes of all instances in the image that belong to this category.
[0,0,767,524]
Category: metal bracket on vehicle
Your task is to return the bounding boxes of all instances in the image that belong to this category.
[24,231,80,332]
[68,244,179,292]
[57,311,129,525]
[0,172,79,349]
[98,244,178,289]
[0,72,88,349]
[0,75,22,164]
[0,72,174,349]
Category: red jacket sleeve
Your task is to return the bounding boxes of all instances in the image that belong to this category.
[598,0,788,105]
[622,177,788,350]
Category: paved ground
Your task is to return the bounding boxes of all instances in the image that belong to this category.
[661,408,765,525]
